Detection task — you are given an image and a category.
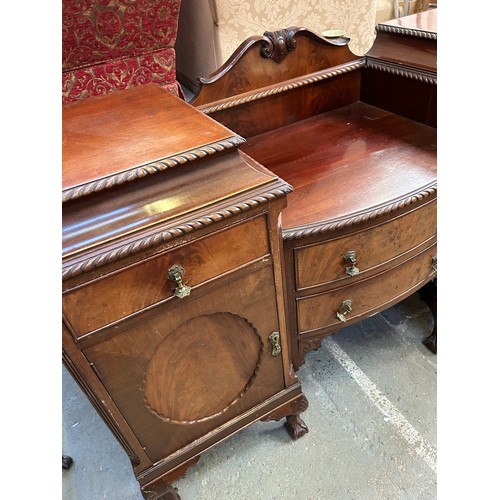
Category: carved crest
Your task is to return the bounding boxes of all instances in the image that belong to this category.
[260,28,298,63]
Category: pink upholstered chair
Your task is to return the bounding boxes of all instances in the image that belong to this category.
[62,0,183,103]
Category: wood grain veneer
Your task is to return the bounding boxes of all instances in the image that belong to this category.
[297,244,436,334]
[295,199,436,290]
[62,84,240,195]
[190,18,438,368]
[242,102,436,232]
[62,84,309,499]
[63,216,269,336]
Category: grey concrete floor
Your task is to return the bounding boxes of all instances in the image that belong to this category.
[62,292,437,500]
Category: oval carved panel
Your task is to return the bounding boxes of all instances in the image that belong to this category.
[144,312,263,424]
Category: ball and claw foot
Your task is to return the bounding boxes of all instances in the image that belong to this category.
[260,393,309,439]
[285,414,309,439]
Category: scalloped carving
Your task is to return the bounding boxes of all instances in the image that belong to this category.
[62,136,246,203]
[197,60,365,116]
[143,313,263,424]
[284,184,437,240]
[62,185,292,280]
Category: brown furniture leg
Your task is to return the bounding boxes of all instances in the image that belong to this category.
[419,280,437,354]
[261,393,309,439]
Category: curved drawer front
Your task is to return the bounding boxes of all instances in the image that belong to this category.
[297,244,436,334]
[63,215,269,337]
[295,199,436,290]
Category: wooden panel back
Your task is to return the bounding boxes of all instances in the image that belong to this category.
[361,68,436,126]
[190,27,363,137]
[206,71,361,138]
[191,28,359,106]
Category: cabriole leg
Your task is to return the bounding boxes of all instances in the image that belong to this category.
[261,393,309,439]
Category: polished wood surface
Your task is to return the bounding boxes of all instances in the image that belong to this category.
[380,8,437,32]
[362,9,437,126]
[82,263,288,461]
[63,14,438,495]
[190,26,363,138]
[62,152,276,268]
[368,9,437,72]
[143,312,263,423]
[62,85,308,498]
[62,84,238,193]
[191,19,438,368]
[295,199,436,290]
[242,102,436,231]
[297,245,436,334]
[63,216,269,336]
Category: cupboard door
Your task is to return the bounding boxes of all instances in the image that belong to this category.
[81,262,285,462]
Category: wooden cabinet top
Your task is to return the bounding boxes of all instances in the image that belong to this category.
[62,84,291,281]
[366,9,437,74]
[242,102,436,234]
[62,84,246,202]
[378,9,437,35]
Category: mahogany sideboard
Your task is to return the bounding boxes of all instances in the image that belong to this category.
[62,84,308,499]
[190,9,437,368]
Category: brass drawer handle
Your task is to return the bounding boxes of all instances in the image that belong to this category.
[344,250,360,276]
[167,265,192,299]
[431,254,437,273]
[336,299,353,322]
[269,331,282,357]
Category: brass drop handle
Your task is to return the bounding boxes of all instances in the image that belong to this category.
[269,331,281,357]
[336,299,353,322]
[167,265,192,299]
[344,250,360,276]
[431,254,437,273]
